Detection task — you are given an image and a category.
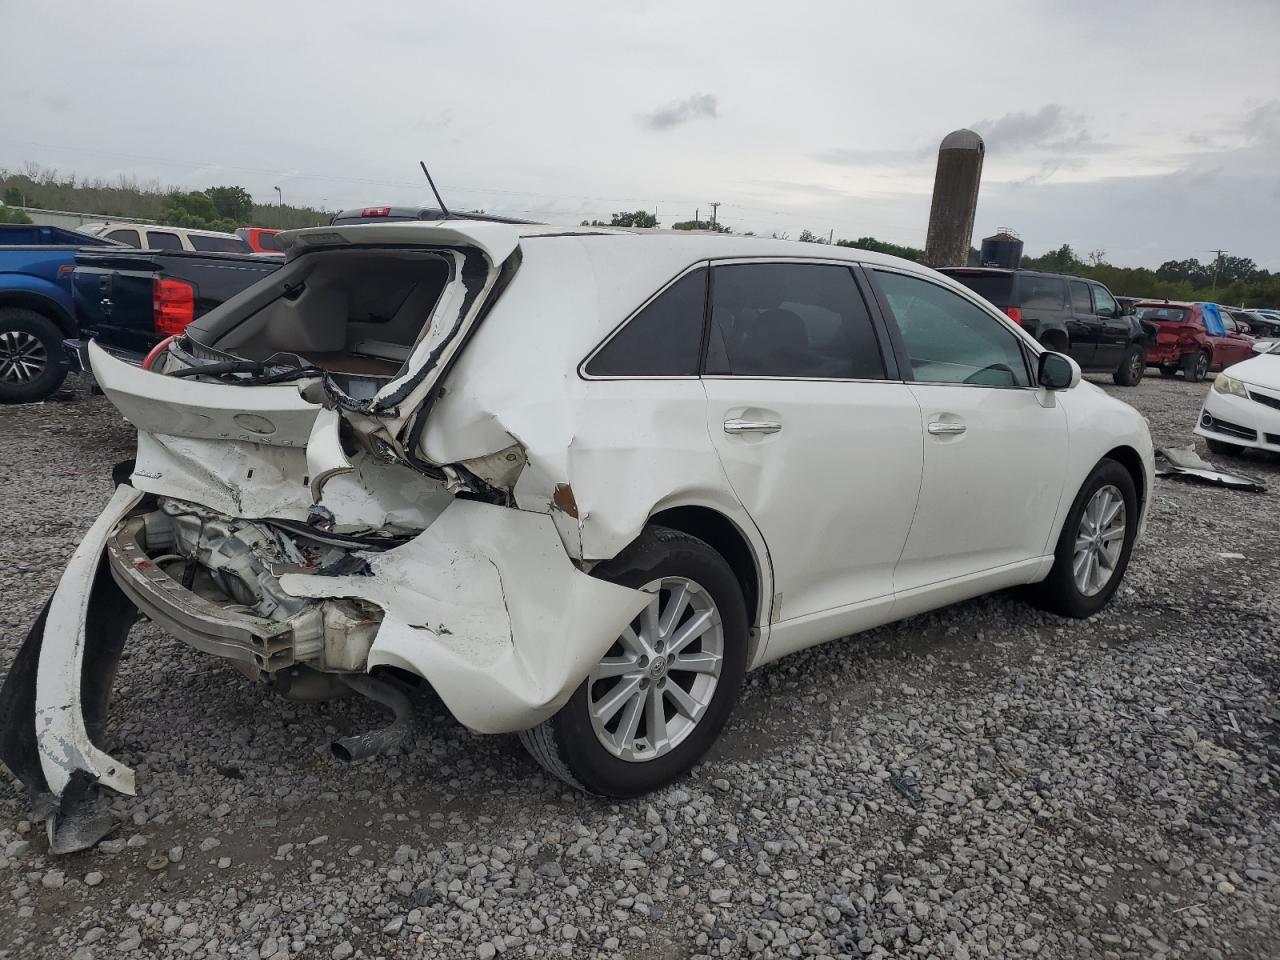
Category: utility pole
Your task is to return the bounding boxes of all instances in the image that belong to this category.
[1209,248,1228,292]
[274,186,283,207]
[708,201,720,231]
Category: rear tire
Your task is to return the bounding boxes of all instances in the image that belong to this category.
[518,525,748,798]
[1112,343,1146,386]
[0,307,68,404]
[1206,438,1246,457]
[1183,350,1210,383]
[1028,459,1138,619]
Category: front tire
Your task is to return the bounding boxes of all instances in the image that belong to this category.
[1112,343,1146,386]
[1183,350,1210,383]
[0,307,68,404]
[1029,459,1138,619]
[518,525,748,798]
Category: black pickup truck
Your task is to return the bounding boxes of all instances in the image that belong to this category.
[69,249,282,371]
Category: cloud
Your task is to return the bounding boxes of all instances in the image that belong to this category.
[812,145,933,167]
[970,104,1104,154]
[642,93,718,131]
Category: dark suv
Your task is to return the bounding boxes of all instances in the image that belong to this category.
[939,268,1149,385]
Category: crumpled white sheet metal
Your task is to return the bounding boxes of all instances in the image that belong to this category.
[35,484,143,798]
[279,498,651,734]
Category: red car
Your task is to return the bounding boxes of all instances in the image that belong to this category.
[235,227,284,255]
[1136,301,1255,382]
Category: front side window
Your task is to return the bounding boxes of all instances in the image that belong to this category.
[706,262,885,379]
[1092,284,1119,318]
[1069,280,1093,315]
[106,229,141,247]
[146,231,183,250]
[874,270,1031,388]
[585,267,706,377]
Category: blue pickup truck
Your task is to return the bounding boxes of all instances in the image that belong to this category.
[0,223,119,402]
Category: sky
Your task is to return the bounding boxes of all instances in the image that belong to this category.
[4,0,1280,268]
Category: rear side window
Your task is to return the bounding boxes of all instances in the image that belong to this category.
[1019,275,1066,311]
[705,263,885,379]
[585,267,707,377]
[1068,280,1092,314]
[945,272,1014,307]
[146,231,183,250]
[106,229,141,247]
[255,231,281,251]
[190,234,251,253]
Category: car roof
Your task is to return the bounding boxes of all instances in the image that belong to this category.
[1136,299,1195,308]
[84,221,241,240]
[283,218,937,272]
[331,206,536,225]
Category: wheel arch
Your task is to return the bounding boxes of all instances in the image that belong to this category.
[648,504,766,661]
[1102,445,1147,520]
[0,290,75,337]
[1039,327,1069,352]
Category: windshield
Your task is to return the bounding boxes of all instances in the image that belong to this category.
[1136,306,1189,322]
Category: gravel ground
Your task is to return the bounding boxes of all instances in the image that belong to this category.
[1,373,1277,960]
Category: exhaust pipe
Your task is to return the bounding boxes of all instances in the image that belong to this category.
[331,674,415,762]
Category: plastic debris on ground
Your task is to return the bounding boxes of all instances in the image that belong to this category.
[1154,444,1267,493]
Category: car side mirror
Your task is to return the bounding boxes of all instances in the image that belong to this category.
[1038,351,1080,390]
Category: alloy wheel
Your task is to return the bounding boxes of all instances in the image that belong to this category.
[1072,484,1126,597]
[587,576,724,762]
[1128,351,1143,380]
[1193,353,1209,380]
[0,330,47,383]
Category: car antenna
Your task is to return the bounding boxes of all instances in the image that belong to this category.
[419,160,452,220]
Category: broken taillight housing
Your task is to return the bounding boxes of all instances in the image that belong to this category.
[153,278,195,336]
[1003,306,1023,325]
[141,335,177,371]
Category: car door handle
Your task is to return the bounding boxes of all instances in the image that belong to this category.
[927,421,967,436]
[724,418,782,435]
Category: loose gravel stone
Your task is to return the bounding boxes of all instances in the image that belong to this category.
[0,376,1277,960]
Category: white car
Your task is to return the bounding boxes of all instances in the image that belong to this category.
[1195,342,1280,455]
[0,221,1153,849]
[78,221,250,253]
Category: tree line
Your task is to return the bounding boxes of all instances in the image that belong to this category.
[3,175,1275,306]
[0,165,329,232]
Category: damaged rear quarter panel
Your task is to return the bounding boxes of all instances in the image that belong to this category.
[277,498,651,733]
[418,237,772,572]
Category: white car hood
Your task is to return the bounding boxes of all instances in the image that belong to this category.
[1225,352,1280,388]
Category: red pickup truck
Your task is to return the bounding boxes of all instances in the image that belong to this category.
[1136,301,1255,382]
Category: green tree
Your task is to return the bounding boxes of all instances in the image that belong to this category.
[836,236,926,262]
[204,185,254,223]
[671,219,731,233]
[1021,244,1082,273]
[160,191,237,232]
[610,210,658,228]
[3,186,24,207]
[0,206,32,224]
[797,229,828,244]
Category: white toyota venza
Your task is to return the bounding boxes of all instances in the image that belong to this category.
[0,222,1153,847]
